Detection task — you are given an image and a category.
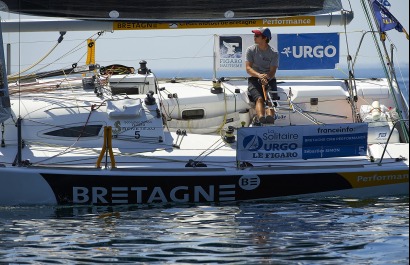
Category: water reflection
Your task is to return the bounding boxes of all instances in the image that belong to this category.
[0,197,408,264]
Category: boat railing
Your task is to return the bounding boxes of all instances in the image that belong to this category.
[378,119,410,166]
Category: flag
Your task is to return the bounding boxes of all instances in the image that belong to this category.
[371,0,409,39]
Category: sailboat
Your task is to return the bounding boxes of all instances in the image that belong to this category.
[0,0,408,206]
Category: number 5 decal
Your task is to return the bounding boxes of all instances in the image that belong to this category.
[135,131,141,139]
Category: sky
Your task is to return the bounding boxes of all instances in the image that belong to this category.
[0,0,409,79]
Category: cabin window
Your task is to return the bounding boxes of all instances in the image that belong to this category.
[44,125,103,138]
[182,109,205,120]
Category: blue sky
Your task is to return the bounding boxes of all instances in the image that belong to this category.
[1,0,409,79]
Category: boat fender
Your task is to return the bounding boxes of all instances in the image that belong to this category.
[371,101,381,121]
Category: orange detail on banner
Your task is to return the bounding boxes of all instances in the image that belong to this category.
[341,170,409,188]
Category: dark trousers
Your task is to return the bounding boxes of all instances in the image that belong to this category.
[248,77,278,102]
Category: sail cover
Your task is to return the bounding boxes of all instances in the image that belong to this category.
[0,0,343,21]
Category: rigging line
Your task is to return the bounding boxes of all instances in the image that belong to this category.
[26,141,101,154]
[21,120,99,140]
[216,83,230,136]
[33,46,85,74]
[347,0,353,12]
[55,36,103,81]
[343,8,360,122]
[8,33,63,78]
[389,46,410,114]
[9,32,101,82]
[113,150,174,158]
[97,56,214,64]
[31,105,96,165]
[173,35,214,78]
[31,32,102,78]
[56,33,105,89]
[393,60,409,100]
[361,0,409,142]
[193,138,225,161]
[102,33,214,41]
[390,43,409,88]
[112,145,171,153]
[153,74,174,119]
[197,142,230,163]
[112,151,198,164]
[37,161,98,167]
[201,162,239,169]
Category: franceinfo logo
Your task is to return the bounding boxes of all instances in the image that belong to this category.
[317,126,356,134]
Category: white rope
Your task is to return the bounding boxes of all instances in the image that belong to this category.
[8,43,60,78]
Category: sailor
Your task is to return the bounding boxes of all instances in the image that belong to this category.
[246,27,279,124]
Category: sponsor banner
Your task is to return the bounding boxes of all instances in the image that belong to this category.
[237,123,368,162]
[215,33,340,71]
[217,34,278,70]
[113,17,316,31]
[278,33,340,70]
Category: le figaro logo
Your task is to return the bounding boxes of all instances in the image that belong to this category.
[220,36,243,58]
[219,36,243,68]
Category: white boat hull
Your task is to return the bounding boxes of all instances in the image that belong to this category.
[0,77,408,206]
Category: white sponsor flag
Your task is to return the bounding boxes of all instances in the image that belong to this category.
[215,34,278,71]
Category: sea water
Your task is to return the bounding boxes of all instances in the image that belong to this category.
[0,69,409,265]
[0,197,408,265]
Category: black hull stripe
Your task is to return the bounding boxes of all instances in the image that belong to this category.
[41,173,352,205]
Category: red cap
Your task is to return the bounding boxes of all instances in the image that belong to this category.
[252,27,272,40]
